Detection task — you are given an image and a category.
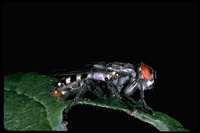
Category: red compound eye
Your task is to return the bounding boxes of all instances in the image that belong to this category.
[140,65,151,80]
[52,88,62,98]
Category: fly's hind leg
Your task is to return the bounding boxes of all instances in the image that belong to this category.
[62,79,100,125]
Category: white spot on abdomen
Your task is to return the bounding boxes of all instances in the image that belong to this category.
[65,77,71,84]
[76,74,82,81]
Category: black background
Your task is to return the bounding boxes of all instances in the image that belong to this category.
[3,2,198,131]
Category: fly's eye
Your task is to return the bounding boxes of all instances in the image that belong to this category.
[52,88,62,98]
[140,64,151,80]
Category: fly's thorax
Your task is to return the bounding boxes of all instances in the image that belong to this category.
[88,71,121,82]
[106,62,135,75]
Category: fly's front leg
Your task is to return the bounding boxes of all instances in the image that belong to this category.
[139,83,154,115]
[124,80,154,115]
[123,79,139,113]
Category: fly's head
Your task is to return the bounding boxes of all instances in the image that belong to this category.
[137,63,157,90]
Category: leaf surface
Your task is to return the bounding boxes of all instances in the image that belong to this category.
[4,72,189,131]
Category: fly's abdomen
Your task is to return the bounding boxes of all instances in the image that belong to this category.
[53,73,89,98]
[57,74,88,87]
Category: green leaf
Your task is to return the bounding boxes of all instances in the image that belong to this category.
[4,72,67,131]
[4,72,189,131]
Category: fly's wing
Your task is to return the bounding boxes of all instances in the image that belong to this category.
[47,63,103,77]
[49,69,95,77]
[42,62,109,78]
[40,65,95,86]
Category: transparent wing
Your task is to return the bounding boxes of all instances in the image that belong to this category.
[49,69,95,77]
[47,63,101,77]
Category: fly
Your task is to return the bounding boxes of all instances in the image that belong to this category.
[50,61,157,125]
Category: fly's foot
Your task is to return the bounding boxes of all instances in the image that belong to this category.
[148,109,155,115]
[62,108,69,127]
[62,116,68,127]
[130,108,137,115]
[143,108,154,115]
[62,120,68,127]
[138,99,155,115]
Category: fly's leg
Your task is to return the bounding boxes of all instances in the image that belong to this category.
[105,77,134,111]
[63,79,108,125]
[139,83,154,115]
[91,81,106,99]
[127,97,138,103]
[123,80,139,113]
[105,77,122,99]
[123,80,154,115]
[62,79,98,125]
